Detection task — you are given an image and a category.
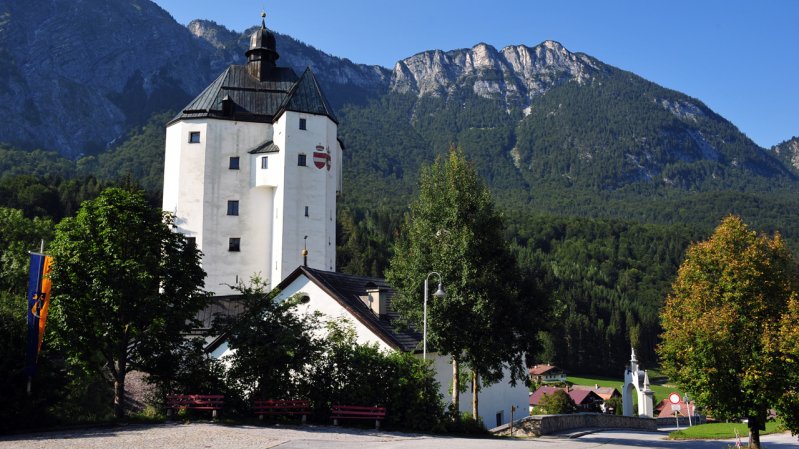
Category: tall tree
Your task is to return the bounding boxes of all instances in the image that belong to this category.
[386,146,541,421]
[658,216,798,448]
[215,277,324,400]
[49,187,208,419]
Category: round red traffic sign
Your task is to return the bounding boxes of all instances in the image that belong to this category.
[669,392,682,404]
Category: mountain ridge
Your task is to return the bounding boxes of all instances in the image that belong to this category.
[0,0,795,196]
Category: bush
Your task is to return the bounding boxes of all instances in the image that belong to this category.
[539,390,576,414]
[443,411,487,435]
[303,319,445,431]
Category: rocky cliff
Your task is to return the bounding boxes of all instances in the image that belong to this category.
[390,40,604,105]
[0,0,230,157]
[773,137,799,171]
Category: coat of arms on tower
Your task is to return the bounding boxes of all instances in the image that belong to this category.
[313,145,331,170]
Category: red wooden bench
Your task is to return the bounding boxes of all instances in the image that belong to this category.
[330,405,387,429]
[253,399,311,424]
[166,394,224,420]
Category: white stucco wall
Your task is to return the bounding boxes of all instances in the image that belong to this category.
[426,353,530,429]
[275,274,395,351]
[271,112,339,283]
[163,111,340,294]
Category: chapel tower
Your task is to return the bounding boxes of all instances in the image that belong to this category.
[162,14,342,294]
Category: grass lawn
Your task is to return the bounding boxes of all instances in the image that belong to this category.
[566,375,680,403]
[668,421,783,440]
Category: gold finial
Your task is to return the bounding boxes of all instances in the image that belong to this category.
[261,11,266,28]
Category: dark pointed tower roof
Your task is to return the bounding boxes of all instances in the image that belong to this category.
[276,67,339,124]
[169,16,338,126]
[246,12,279,63]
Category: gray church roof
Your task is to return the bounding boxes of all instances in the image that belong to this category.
[170,65,338,125]
[248,139,281,154]
[170,65,298,124]
[276,68,339,124]
[279,266,422,352]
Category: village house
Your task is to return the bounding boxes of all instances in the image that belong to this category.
[529,364,566,384]
[529,385,604,413]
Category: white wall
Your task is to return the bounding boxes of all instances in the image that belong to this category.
[163,111,340,294]
[275,275,395,351]
[272,112,339,283]
[164,119,276,295]
[427,354,529,429]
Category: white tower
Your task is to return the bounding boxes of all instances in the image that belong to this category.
[623,347,655,417]
[162,15,342,294]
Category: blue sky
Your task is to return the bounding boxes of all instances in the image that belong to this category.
[152,0,797,148]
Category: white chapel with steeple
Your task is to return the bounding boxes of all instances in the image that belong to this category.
[162,15,342,294]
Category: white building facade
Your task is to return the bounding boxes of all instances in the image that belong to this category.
[210,267,529,429]
[163,19,341,294]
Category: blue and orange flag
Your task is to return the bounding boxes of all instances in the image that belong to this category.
[25,253,53,377]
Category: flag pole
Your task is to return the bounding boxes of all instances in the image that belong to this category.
[26,240,45,396]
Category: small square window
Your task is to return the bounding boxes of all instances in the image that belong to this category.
[229,156,240,170]
[298,154,307,166]
[227,200,239,216]
[186,236,197,248]
[229,238,241,252]
[299,118,307,130]
[188,131,201,143]
[261,156,268,169]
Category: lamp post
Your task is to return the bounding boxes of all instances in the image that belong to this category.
[423,272,445,360]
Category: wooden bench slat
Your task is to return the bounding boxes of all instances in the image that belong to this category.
[166,394,225,412]
[253,399,311,423]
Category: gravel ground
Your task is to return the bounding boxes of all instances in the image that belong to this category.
[0,423,429,449]
[1,423,797,449]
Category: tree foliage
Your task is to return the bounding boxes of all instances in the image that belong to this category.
[217,277,324,401]
[386,146,544,419]
[304,319,445,431]
[658,216,799,447]
[49,187,209,419]
[538,389,577,415]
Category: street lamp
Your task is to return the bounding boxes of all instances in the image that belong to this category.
[423,272,445,360]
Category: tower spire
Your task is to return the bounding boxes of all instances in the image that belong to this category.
[261,11,266,29]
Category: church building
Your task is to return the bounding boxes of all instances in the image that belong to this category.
[163,15,527,430]
[162,15,342,294]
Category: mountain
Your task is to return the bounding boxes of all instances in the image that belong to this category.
[773,136,799,172]
[0,1,388,158]
[338,41,794,214]
[0,0,233,157]
[186,19,390,108]
[3,0,799,375]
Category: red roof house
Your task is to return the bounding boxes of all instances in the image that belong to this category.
[529,386,603,413]
[529,364,566,384]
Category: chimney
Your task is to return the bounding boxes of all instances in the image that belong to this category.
[366,287,387,316]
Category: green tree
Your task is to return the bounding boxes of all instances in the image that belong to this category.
[774,296,799,435]
[216,277,324,401]
[386,146,541,421]
[49,187,208,419]
[658,216,798,448]
[0,207,53,293]
[538,389,576,414]
[304,319,445,431]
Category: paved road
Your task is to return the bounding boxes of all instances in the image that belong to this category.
[0,423,796,449]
